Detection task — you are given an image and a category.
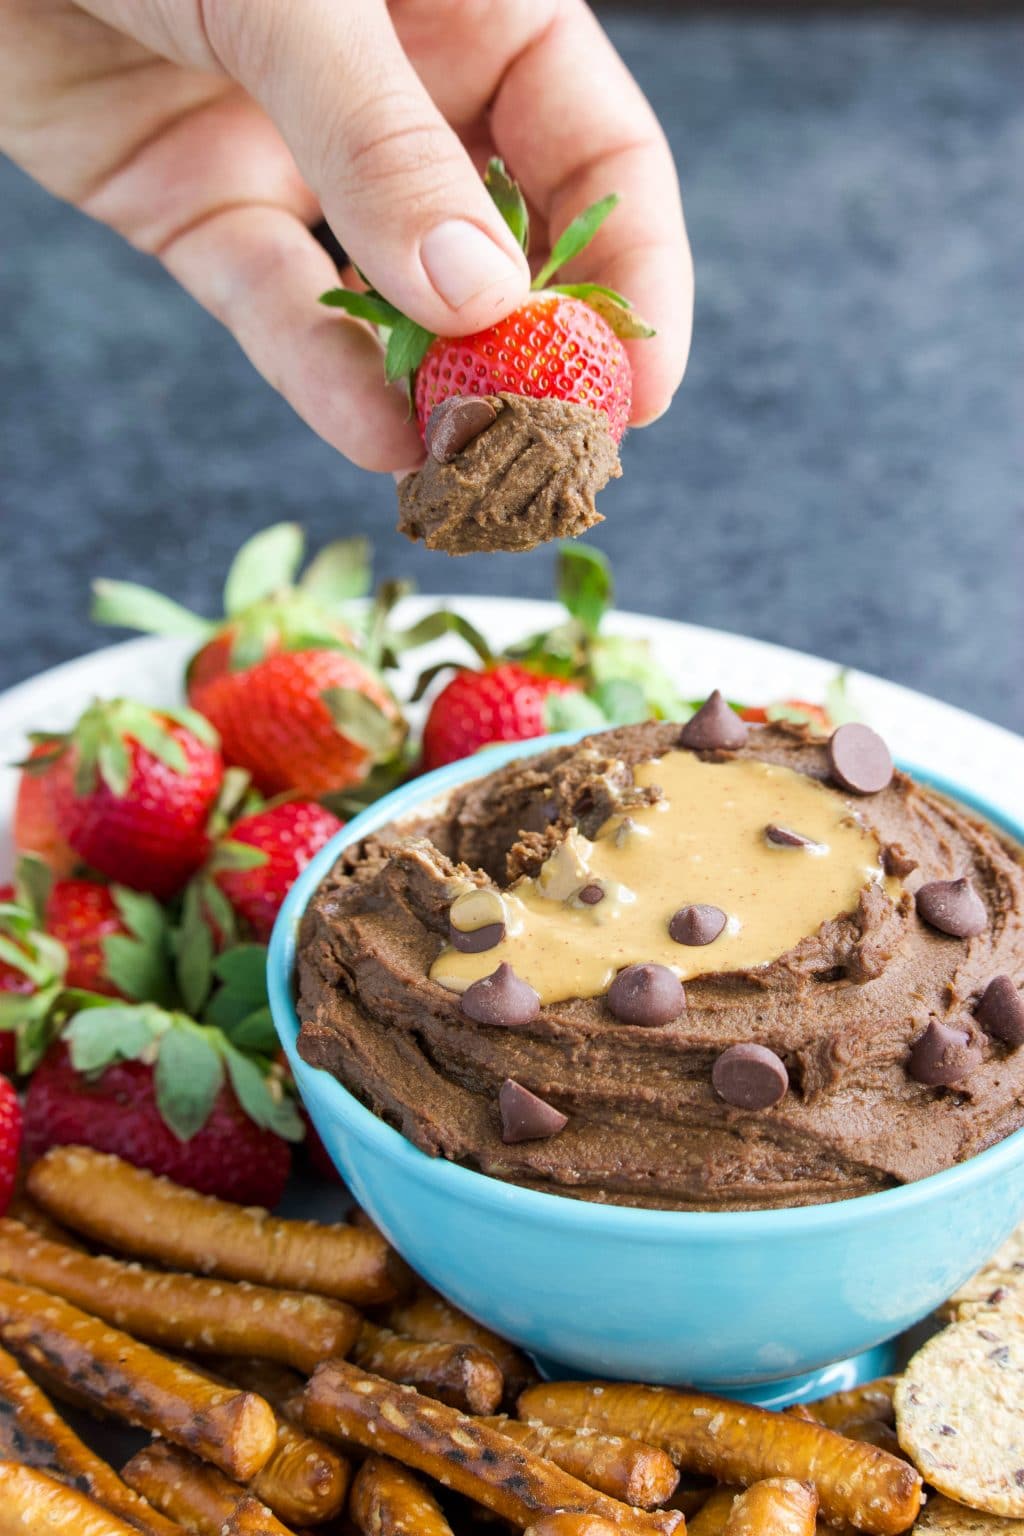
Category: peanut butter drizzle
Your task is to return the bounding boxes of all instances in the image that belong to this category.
[431,751,899,1006]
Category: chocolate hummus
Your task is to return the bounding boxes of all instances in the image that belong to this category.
[296,717,1024,1210]
[397,394,621,555]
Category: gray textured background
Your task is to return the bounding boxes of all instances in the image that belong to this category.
[1,12,1022,731]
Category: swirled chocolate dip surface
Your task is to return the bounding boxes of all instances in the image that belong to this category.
[296,721,1024,1210]
[397,394,621,555]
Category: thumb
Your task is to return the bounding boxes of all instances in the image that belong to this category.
[204,0,531,336]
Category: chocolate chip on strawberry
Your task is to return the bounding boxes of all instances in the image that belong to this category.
[425,397,498,463]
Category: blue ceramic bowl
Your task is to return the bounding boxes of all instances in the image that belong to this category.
[269,734,1024,1398]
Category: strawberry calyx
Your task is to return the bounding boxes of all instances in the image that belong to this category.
[92,523,373,680]
[22,699,218,800]
[319,158,654,393]
[61,1000,302,1144]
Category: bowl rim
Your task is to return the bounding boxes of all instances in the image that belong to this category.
[269,729,1024,1237]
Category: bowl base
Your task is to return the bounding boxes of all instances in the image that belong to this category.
[531,1341,898,1409]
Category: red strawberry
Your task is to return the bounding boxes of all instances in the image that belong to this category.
[25,1037,294,1206]
[214,800,343,942]
[321,160,651,447]
[740,699,832,733]
[43,881,130,996]
[421,663,579,772]
[415,294,632,445]
[196,649,401,799]
[34,700,223,900]
[13,744,77,876]
[0,1076,22,1215]
[187,613,354,703]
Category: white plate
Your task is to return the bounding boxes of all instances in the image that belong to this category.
[1,595,1022,876]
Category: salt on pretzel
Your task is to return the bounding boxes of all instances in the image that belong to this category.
[122,1442,293,1536]
[805,1379,897,1432]
[723,1479,817,1536]
[0,1460,141,1535]
[0,1218,361,1375]
[28,1146,401,1305]
[0,1277,276,1482]
[349,1453,455,1536]
[383,1288,539,1400]
[485,1415,679,1508]
[353,1320,504,1414]
[517,1380,922,1536]
[303,1359,681,1536]
[0,1343,179,1536]
[6,1194,83,1251]
[686,1488,740,1536]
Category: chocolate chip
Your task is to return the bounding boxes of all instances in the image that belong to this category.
[827,723,894,795]
[498,1079,568,1144]
[765,825,820,849]
[449,922,505,954]
[669,904,727,946]
[712,1044,789,1110]
[607,964,686,1027]
[678,690,748,751]
[425,396,498,463]
[578,884,605,906]
[881,843,918,879]
[907,1019,982,1086]
[915,877,988,939]
[975,975,1024,1047]
[461,963,540,1028]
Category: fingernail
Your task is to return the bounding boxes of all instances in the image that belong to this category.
[421,220,523,311]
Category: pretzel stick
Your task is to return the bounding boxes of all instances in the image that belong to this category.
[122,1442,293,1536]
[805,1380,897,1431]
[349,1453,455,1536]
[0,1344,179,1536]
[0,1460,141,1535]
[516,1381,922,1536]
[0,1219,361,1375]
[28,1147,401,1305]
[213,1359,308,1424]
[836,1421,903,1459]
[304,1359,680,1535]
[383,1289,539,1399]
[353,1322,504,1414]
[484,1416,679,1508]
[686,1488,740,1536]
[6,1195,83,1251]
[0,1277,276,1481]
[723,1479,817,1536]
[523,1518,624,1536]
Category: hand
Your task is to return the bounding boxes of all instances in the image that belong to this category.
[0,0,693,471]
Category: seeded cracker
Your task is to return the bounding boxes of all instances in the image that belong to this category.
[913,1493,1024,1536]
[941,1226,1024,1321]
[895,1313,1024,1517]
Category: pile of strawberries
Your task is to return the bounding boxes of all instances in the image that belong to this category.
[0,524,845,1215]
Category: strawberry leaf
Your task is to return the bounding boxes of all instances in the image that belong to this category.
[299,537,372,606]
[115,707,187,776]
[104,887,172,1005]
[485,157,529,251]
[825,669,860,726]
[154,1023,225,1141]
[64,1003,163,1073]
[222,1045,303,1142]
[176,883,215,1017]
[544,692,607,733]
[552,284,655,339]
[384,316,434,388]
[389,610,493,666]
[557,544,613,638]
[226,1006,277,1054]
[204,943,270,1040]
[593,677,649,725]
[1,983,66,1075]
[590,635,688,720]
[207,840,268,875]
[224,524,305,617]
[319,289,403,328]
[532,193,619,290]
[14,855,52,925]
[91,580,212,639]
[159,704,220,750]
[96,729,131,797]
[207,768,255,836]
[321,688,402,756]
